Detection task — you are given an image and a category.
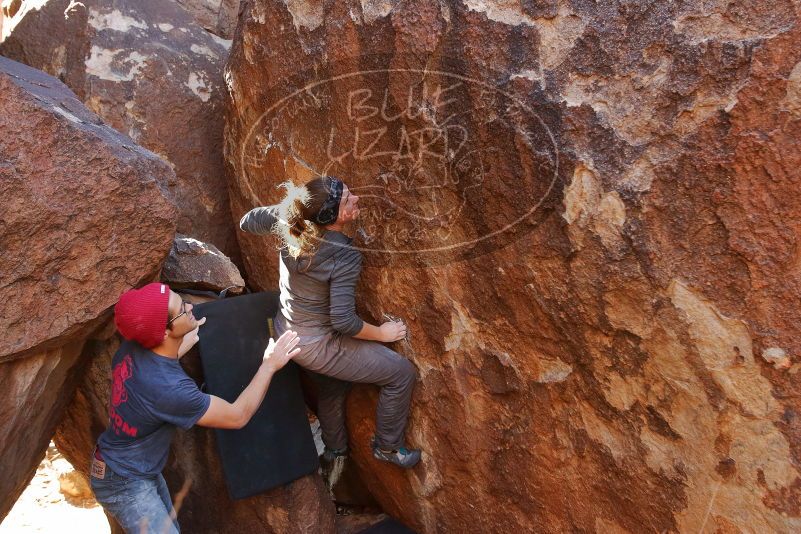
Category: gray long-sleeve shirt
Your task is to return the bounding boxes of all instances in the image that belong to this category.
[239,206,364,337]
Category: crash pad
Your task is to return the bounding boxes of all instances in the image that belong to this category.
[193,292,319,500]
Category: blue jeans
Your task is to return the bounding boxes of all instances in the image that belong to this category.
[90,458,179,534]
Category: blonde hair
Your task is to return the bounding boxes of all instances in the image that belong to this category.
[275,178,332,259]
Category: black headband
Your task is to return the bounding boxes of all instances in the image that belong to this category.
[312,176,343,225]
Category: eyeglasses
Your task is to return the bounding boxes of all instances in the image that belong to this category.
[167,300,189,327]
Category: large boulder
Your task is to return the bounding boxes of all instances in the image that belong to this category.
[0,0,240,260]
[54,330,336,533]
[0,55,175,519]
[225,1,801,532]
[161,235,245,294]
[0,344,87,522]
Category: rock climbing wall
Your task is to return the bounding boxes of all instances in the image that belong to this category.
[225,1,801,532]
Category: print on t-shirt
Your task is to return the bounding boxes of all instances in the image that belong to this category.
[109,354,138,437]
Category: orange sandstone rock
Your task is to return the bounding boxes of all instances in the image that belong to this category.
[225,1,801,532]
[0,55,175,520]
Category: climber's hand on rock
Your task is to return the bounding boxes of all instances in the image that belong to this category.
[379,320,407,343]
[178,317,206,357]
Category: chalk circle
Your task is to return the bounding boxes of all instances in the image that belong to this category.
[239,65,559,261]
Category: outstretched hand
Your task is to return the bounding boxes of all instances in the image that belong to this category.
[178,317,207,357]
[262,330,301,373]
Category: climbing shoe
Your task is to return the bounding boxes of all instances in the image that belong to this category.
[371,441,421,468]
[321,446,348,463]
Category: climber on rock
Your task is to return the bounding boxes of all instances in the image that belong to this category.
[240,176,422,468]
[90,282,301,534]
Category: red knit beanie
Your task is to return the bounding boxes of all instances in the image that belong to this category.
[114,283,171,348]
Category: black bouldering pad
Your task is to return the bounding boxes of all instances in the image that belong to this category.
[359,517,417,534]
[193,292,319,500]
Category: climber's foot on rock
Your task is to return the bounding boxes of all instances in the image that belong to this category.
[371,439,421,468]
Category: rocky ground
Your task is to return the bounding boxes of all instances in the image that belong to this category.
[0,443,108,534]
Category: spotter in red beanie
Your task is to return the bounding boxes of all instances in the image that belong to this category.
[114,283,171,348]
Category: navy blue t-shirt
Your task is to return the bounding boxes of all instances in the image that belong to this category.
[96,340,211,479]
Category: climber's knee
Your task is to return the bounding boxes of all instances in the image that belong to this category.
[398,357,417,386]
